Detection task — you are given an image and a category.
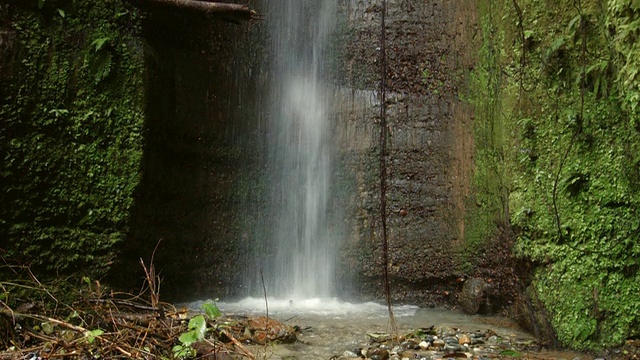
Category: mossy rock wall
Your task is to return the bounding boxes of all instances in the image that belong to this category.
[0,1,145,278]
[112,8,269,300]
[470,0,640,350]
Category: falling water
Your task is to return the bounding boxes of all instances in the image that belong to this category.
[253,1,338,299]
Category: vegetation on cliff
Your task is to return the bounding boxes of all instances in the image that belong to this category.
[469,0,640,350]
[0,1,145,278]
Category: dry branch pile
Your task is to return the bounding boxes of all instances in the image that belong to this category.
[0,261,298,359]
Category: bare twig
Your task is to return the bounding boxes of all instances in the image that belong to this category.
[220,329,256,360]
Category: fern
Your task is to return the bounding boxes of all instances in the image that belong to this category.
[93,51,112,85]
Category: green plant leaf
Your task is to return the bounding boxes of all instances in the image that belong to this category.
[93,52,112,85]
[85,329,104,344]
[91,37,111,52]
[177,315,207,346]
[500,349,522,357]
[568,14,581,31]
[188,315,207,340]
[41,322,55,335]
[178,331,198,347]
[172,344,195,359]
[38,0,45,9]
[202,301,222,319]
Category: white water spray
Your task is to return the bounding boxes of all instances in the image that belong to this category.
[255,0,338,299]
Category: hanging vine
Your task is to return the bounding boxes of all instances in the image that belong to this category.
[378,0,397,335]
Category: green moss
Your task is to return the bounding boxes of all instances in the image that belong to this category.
[0,1,145,278]
[469,0,640,350]
[463,0,513,252]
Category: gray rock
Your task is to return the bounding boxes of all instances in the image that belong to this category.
[342,350,359,357]
[459,277,492,314]
[423,335,435,343]
[444,336,458,344]
[444,344,463,352]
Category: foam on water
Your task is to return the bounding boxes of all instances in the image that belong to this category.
[187,297,419,318]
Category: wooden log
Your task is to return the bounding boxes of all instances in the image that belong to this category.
[6,0,261,24]
[128,0,260,23]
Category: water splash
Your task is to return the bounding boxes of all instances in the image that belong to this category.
[251,0,338,299]
[189,297,420,318]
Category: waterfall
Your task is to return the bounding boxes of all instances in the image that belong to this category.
[254,0,338,299]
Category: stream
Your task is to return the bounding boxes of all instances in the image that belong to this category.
[187,298,590,360]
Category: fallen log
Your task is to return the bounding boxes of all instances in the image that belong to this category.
[6,0,261,24]
[128,0,261,23]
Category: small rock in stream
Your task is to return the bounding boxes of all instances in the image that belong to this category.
[366,347,390,360]
[342,350,359,357]
[335,325,550,360]
[444,344,463,352]
[458,334,471,345]
[432,338,446,348]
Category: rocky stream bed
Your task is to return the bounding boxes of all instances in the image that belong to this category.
[2,292,639,360]
[211,298,640,360]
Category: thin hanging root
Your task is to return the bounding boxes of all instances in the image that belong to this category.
[378,0,398,337]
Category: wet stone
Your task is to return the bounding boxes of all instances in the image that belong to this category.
[423,335,436,343]
[432,339,446,348]
[458,334,471,345]
[343,350,359,357]
[443,336,458,344]
[401,340,419,350]
[331,325,546,360]
[487,335,499,344]
[444,344,463,352]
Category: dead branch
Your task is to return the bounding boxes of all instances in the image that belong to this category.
[0,309,134,357]
[0,255,296,359]
[221,329,256,360]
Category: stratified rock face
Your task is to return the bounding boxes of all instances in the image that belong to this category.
[123,0,480,305]
[332,0,477,305]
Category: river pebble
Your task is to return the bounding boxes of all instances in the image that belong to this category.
[332,326,542,360]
